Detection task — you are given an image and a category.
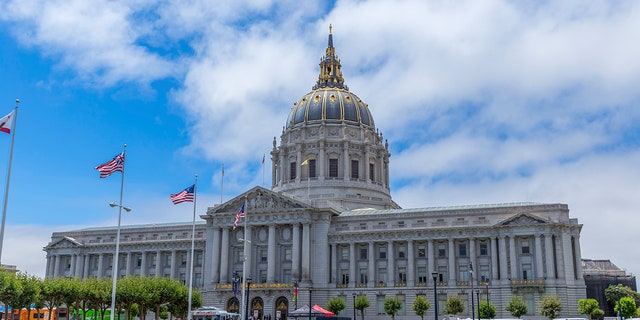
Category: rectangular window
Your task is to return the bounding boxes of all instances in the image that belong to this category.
[260,249,268,262]
[438,244,446,257]
[137,256,142,267]
[359,268,368,284]
[259,270,267,283]
[459,264,468,281]
[341,270,349,285]
[181,254,187,266]
[398,267,407,283]
[417,266,427,283]
[398,245,406,259]
[522,263,532,280]
[290,162,296,180]
[458,243,467,257]
[369,163,375,181]
[351,160,359,179]
[480,242,488,256]
[379,246,387,259]
[166,254,172,267]
[437,265,447,282]
[377,295,386,315]
[378,267,387,283]
[329,159,339,177]
[196,253,203,266]
[341,246,349,260]
[522,240,530,255]
[308,159,317,178]
[359,247,368,260]
[284,248,292,261]
[417,244,426,258]
[479,264,490,283]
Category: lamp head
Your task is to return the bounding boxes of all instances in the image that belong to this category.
[109,203,117,208]
[123,206,131,212]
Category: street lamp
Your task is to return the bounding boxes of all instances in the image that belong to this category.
[246,277,253,320]
[485,283,489,318]
[432,272,439,320]
[308,286,313,320]
[352,292,356,320]
[616,285,622,320]
[232,272,240,313]
[470,263,475,320]
[476,290,480,320]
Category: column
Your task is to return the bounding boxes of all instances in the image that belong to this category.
[509,236,517,280]
[573,234,583,280]
[498,236,508,280]
[155,250,162,277]
[53,255,60,278]
[296,149,303,182]
[140,251,147,276]
[407,240,415,286]
[349,243,356,288]
[220,228,230,283]
[342,141,349,181]
[544,234,555,279]
[279,152,285,185]
[302,223,311,282]
[561,231,575,282]
[427,240,435,275]
[491,237,498,281]
[207,227,220,283]
[267,224,277,283]
[83,255,90,279]
[368,242,375,286]
[535,234,544,279]
[330,244,337,284]
[125,252,132,276]
[292,224,301,281]
[170,250,177,279]
[98,254,106,278]
[70,254,77,277]
[318,141,326,180]
[387,241,395,286]
[448,239,455,285]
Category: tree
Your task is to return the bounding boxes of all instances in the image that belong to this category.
[578,298,602,320]
[444,295,464,316]
[506,296,527,318]
[539,295,562,319]
[354,295,370,320]
[326,297,346,316]
[605,285,640,307]
[412,295,430,320]
[479,300,496,319]
[383,297,402,320]
[615,296,637,319]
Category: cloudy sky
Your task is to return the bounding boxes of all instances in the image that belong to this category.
[0,0,639,281]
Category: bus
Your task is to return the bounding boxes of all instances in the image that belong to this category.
[192,307,240,320]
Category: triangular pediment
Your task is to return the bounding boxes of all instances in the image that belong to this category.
[44,236,82,249]
[497,212,549,226]
[206,186,312,215]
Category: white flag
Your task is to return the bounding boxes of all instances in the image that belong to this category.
[0,111,14,134]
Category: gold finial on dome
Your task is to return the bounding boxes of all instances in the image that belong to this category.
[329,24,332,34]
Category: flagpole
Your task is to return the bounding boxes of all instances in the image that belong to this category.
[110,144,127,320]
[240,196,249,320]
[221,164,224,205]
[262,155,265,187]
[0,99,18,264]
[187,174,198,320]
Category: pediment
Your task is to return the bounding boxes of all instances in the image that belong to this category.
[497,212,549,226]
[207,186,312,215]
[45,236,82,249]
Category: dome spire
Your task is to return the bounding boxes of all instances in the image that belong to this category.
[313,25,347,90]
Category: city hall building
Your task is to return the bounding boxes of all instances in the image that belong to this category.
[44,29,586,319]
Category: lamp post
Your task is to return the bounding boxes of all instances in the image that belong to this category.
[246,277,252,320]
[108,202,130,320]
[616,285,622,320]
[476,290,480,320]
[432,272,439,320]
[352,292,356,320]
[485,283,489,319]
[470,263,475,320]
[308,286,313,320]
[232,272,240,313]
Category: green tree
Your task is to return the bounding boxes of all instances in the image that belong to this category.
[479,300,496,319]
[578,298,602,320]
[383,297,402,320]
[354,295,370,320]
[605,285,640,307]
[539,295,562,319]
[326,297,346,316]
[444,295,464,316]
[615,296,637,319]
[412,295,431,320]
[0,270,23,320]
[506,296,527,318]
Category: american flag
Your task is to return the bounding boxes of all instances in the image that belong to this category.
[233,204,245,230]
[170,184,195,204]
[95,152,125,178]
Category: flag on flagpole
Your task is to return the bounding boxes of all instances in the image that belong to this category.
[170,184,195,204]
[233,204,245,230]
[95,152,125,178]
[0,111,14,134]
[262,154,265,164]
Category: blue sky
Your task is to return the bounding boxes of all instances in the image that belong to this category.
[1,0,640,280]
